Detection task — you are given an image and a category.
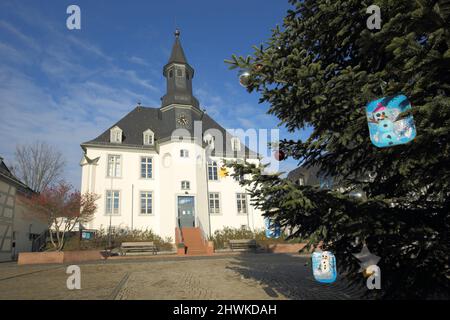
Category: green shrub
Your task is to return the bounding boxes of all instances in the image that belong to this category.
[61,228,174,251]
[209,227,304,249]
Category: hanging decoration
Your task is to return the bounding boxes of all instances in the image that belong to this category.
[238,71,251,87]
[253,63,263,72]
[264,217,281,239]
[273,150,286,161]
[219,166,229,178]
[312,251,337,283]
[366,95,417,148]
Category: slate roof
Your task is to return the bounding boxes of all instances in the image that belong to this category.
[81,106,258,158]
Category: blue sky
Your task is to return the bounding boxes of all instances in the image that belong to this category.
[0,0,309,188]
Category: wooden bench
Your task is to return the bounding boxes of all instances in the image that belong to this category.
[229,239,258,251]
[120,242,158,256]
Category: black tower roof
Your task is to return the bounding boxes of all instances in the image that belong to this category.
[161,29,199,108]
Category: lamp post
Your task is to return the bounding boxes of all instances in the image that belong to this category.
[108,162,114,251]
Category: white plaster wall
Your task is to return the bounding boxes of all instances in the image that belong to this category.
[81,147,162,236]
[81,143,266,242]
[207,157,265,235]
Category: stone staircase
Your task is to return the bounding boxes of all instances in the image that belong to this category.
[176,227,213,256]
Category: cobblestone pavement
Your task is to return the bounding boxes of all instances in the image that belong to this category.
[0,253,366,300]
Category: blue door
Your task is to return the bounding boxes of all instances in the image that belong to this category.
[177,196,195,228]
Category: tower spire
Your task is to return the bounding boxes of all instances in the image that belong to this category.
[161,30,199,109]
[167,29,188,65]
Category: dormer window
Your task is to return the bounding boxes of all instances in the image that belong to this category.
[204,134,215,150]
[110,126,122,144]
[231,137,241,152]
[143,129,154,146]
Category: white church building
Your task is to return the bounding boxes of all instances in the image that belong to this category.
[80,31,265,247]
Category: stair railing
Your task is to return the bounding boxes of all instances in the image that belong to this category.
[32,230,49,252]
[175,216,184,244]
[195,216,209,246]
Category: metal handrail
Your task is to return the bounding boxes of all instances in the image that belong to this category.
[196,216,208,246]
[32,230,48,252]
[175,217,184,244]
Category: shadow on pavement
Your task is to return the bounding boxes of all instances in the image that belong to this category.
[226,253,367,300]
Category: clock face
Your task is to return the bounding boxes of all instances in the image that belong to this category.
[176,114,189,127]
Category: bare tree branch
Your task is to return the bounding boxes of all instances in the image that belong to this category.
[13,141,66,192]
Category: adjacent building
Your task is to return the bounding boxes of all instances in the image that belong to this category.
[0,157,47,262]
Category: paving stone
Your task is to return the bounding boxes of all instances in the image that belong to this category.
[0,254,366,300]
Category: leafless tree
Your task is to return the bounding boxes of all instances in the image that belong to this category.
[13,141,66,192]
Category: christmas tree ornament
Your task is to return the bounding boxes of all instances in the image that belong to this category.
[238,71,251,87]
[312,251,337,283]
[219,166,229,178]
[264,217,281,239]
[362,267,376,278]
[366,95,417,148]
[273,150,286,161]
[253,63,263,72]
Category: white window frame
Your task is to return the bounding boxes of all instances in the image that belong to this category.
[110,126,122,143]
[143,129,154,146]
[181,180,190,190]
[140,191,153,215]
[140,157,153,179]
[208,192,221,215]
[231,137,241,152]
[180,149,189,158]
[105,190,120,215]
[208,160,218,181]
[236,193,248,215]
[107,155,121,178]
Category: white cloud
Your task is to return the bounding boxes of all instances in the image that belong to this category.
[129,56,151,67]
[0,20,40,51]
[0,41,31,65]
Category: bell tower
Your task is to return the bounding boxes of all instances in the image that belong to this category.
[161,29,199,109]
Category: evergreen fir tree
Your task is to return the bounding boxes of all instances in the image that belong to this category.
[226,0,450,299]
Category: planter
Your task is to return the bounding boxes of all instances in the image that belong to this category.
[206,241,214,255]
[265,243,308,254]
[18,250,104,265]
[18,252,64,265]
[63,250,104,263]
